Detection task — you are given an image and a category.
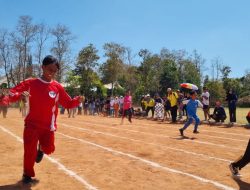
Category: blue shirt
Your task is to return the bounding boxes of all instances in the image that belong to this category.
[185,99,203,117]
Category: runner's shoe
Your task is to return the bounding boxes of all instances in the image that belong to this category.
[229,163,241,177]
[179,128,184,136]
[193,130,199,134]
[35,144,44,163]
[22,174,33,184]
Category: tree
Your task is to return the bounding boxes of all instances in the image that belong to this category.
[205,80,226,105]
[75,44,100,97]
[220,65,232,91]
[182,60,201,87]
[100,42,126,95]
[14,15,38,81]
[50,24,74,82]
[211,57,222,81]
[159,59,179,94]
[0,29,12,87]
[34,23,50,76]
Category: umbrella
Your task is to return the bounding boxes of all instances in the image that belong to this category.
[180,83,198,91]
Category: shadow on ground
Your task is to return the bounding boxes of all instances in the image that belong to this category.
[232,177,250,190]
[0,180,39,190]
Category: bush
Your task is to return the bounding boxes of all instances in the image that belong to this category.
[237,96,250,107]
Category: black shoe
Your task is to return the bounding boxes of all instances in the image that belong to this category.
[35,145,44,163]
[179,128,184,136]
[22,174,33,184]
[229,163,241,177]
[193,130,199,134]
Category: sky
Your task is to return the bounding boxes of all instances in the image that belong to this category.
[0,0,250,78]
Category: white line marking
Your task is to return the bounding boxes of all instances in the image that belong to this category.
[0,125,98,190]
[61,123,232,163]
[63,118,250,138]
[61,120,244,151]
[57,131,236,190]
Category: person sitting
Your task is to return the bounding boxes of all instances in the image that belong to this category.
[133,108,146,117]
[210,101,227,123]
[246,111,250,126]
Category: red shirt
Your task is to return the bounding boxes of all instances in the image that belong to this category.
[9,78,80,131]
[123,95,132,110]
[0,95,10,106]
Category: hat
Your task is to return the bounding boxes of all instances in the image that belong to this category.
[146,94,150,97]
[167,88,172,92]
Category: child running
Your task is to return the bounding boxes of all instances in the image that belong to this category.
[8,55,83,184]
[229,139,250,177]
[121,89,132,124]
[179,90,203,136]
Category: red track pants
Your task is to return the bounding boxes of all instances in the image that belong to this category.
[23,126,55,177]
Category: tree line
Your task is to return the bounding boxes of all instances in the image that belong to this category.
[0,15,249,106]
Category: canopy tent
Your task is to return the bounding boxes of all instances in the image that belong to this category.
[103,81,123,90]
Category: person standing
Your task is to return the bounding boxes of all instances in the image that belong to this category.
[0,88,10,118]
[226,89,237,124]
[179,91,203,136]
[201,87,210,121]
[154,93,164,121]
[145,94,155,118]
[8,55,83,184]
[167,88,178,123]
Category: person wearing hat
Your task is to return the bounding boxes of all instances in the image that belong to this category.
[8,55,84,184]
[145,94,155,118]
[167,88,178,122]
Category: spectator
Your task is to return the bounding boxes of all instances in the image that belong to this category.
[163,96,171,119]
[177,90,184,120]
[113,96,120,118]
[210,101,227,123]
[226,89,237,124]
[145,94,155,118]
[0,88,10,118]
[167,88,178,123]
[83,98,89,115]
[201,87,210,121]
[110,96,115,117]
[140,95,146,111]
[154,93,164,121]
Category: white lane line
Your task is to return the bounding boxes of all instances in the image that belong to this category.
[61,123,232,163]
[61,120,244,151]
[0,125,98,190]
[57,131,236,190]
[64,118,250,138]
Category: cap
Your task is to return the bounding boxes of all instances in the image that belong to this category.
[167,88,172,92]
[146,94,150,97]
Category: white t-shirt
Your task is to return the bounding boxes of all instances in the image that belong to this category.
[201,92,210,105]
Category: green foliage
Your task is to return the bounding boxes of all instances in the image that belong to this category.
[159,59,179,93]
[75,44,100,97]
[182,60,201,87]
[205,80,226,106]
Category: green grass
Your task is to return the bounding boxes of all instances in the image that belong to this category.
[197,107,250,125]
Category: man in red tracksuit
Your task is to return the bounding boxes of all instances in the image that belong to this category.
[9,55,83,184]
